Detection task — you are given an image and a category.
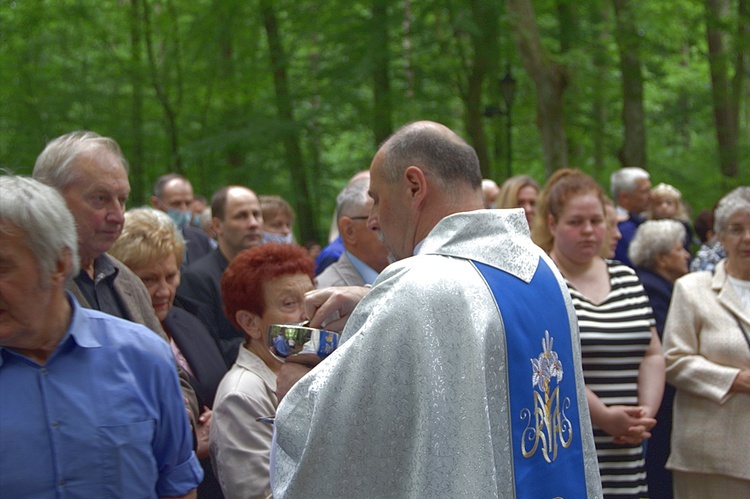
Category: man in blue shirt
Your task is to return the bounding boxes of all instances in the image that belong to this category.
[0,175,202,498]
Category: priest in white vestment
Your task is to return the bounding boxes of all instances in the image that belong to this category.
[272,121,602,498]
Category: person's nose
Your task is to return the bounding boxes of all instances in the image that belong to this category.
[154,277,170,298]
[108,200,126,225]
[367,211,379,232]
[296,305,307,322]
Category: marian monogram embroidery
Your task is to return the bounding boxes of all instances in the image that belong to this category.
[520,330,574,463]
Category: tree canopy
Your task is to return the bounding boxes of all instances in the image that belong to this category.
[1,0,747,242]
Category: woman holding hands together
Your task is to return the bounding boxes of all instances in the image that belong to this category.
[532,169,665,498]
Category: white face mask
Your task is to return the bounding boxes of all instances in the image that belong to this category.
[263,231,294,245]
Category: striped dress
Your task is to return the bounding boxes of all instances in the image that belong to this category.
[566,260,655,498]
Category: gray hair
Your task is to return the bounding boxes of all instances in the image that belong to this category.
[380,121,482,191]
[336,177,371,221]
[610,167,650,200]
[33,131,129,189]
[0,174,80,283]
[628,219,685,270]
[714,186,750,233]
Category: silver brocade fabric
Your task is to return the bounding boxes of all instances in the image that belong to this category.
[272,209,602,498]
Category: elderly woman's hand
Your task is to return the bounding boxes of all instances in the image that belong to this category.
[276,360,316,401]
[195,407,212,459]
[731,370,750,394]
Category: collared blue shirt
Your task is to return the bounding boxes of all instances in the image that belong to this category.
[0,294,203,498]
[345,250,379,286]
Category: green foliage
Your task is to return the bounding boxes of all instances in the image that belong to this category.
[1,0,746,239]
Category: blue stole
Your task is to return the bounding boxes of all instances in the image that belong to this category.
[474,258,588,499]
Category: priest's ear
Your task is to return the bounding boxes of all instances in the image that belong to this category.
[235,310,262,341]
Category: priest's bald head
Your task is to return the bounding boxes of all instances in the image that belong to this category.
[366,121,484,261]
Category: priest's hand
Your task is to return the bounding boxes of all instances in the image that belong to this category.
[305,286,369,332]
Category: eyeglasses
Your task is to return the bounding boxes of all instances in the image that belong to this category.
[348,216,369,221]
[725,225,750,237]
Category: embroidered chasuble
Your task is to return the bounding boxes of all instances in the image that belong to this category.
[272,209,602,498]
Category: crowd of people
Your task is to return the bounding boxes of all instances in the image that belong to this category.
[0,125,747,498]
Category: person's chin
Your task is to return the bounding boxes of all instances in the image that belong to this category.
[244,234,263,245]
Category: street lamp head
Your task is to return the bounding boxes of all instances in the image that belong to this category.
[499,68,516,110]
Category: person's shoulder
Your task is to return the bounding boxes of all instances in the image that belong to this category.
[183,248,223,277]
[375,253,478,295]
[215,360,273,401]
[78,307,170,355]
[676,268,712,288]
[183,225,210,242]
[607,259,636,275]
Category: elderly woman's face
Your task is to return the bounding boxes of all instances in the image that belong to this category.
[719,210,750,269]
[259,272,314,337]
[657,240,690,283]
[130,253,180,322]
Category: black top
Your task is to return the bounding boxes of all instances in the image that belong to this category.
[177,248,244,367]
[163,305,229,408]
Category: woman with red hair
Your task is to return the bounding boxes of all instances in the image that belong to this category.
[210,243,314,499]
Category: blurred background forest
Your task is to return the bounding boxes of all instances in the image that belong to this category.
[1,0,747,243]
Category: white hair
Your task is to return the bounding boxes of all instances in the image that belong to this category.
[0,174,80,283]
[628,219,685,270]
[32,130,128,189]
[714,186,750,233]
[610,167,650,200]
[336,176,371,220]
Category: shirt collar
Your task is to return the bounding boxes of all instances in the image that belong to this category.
[413,239,426,256]
[76,253,119,285]
[345,251,379,285]
[0,293,100,367]
[65,293,102,349]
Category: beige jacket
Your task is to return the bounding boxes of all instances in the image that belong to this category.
[210,347,277,499]
[663,260,750,480]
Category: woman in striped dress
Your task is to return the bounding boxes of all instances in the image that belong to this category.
[532,169,665,498]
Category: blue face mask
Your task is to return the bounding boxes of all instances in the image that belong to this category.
[190,213,202,228]
[263,231,294,245]
[167,209,192,228]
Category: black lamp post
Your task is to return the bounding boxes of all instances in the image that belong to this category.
[499,67,517,179]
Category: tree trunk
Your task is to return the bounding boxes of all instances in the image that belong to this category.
[129,0,146,205]
[141,0,182,172]
[260,0,319,242]
[371,0,393,146]
[590,5,611,177]
[463,0,499,179]
[507,0,568,176]
[705,0,739,177]
[612,0,647,168]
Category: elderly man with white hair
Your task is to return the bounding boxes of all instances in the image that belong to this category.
[32,130,200,420]
[0,175,202,497]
